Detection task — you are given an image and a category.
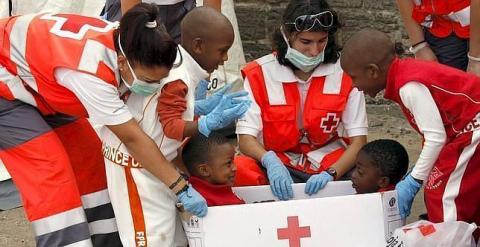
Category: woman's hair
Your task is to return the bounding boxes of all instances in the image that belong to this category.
[272,0,341,68]
[114,3,177,69]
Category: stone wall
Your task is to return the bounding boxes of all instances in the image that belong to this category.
[234,0,408,61]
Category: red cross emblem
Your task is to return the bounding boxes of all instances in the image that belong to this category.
[320,113,340,133]
[41,13,115,40]
[277,216,311,247]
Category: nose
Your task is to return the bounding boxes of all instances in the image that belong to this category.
[231,163,237,172]
[308,43,325,57]
[222,52,229,62]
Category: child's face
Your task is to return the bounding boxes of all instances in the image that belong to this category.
[193,32,234,73]
[340,58,385,98]
[351,151,387,194]
[204,143,237,186]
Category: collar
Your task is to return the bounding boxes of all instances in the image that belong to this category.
[177,45,209,83]
[188,175,234,193]
[384,57,400,101]
[270,55,337,84]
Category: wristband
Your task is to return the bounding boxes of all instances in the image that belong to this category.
[468,53,480,62]
[175,184,189,196]
[168,175,183,190]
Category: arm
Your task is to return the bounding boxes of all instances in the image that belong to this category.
[467,0,480,76]
[395,0,437,61]
[331,135,366,178]
[399,82,447,181]
[203,0,221,11]
[121,0,141,14]
[334,87,368,178]
[238,134,267,161]
[107,119,181,185]
[157,81,199,140]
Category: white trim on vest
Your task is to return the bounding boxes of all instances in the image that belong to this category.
[9,14,38,91]
[78,39,118,76]
[1,66,37,107]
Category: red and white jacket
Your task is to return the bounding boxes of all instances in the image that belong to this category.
[0,13,119,116]
[412,0,471,38]
[237,54,368,174]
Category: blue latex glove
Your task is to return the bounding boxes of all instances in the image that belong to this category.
[304,171,333,195]
[195,83,249,116]
[198,97,251,137]
[177,186,208,217]
[261,151,294,200]
[395,174,422,219]
[195,79,209,101]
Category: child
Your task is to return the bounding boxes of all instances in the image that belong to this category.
[340,28,480,226]
[351,139,408,194]
[182,132,245,206]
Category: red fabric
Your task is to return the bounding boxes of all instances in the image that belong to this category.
[189,176,245,206]
[233,155,268,186]
[241,58,351,174]
[384,58,480,226]
[0,131,82,221]
[385,58,480,140]
[412,0,470,38]
[157,80,188,141]
[0,14,118,116]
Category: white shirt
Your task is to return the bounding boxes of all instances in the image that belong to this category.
[236,57,368,142]
[142,0,184,5]
[399,82,447,181]
[55,68,132,126]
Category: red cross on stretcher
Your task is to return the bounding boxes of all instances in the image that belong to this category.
[320,113,340,133]
[277,216,311,247]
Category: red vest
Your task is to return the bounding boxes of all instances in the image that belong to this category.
[0,13,119,116]
[242,54,353,173]
[412,0,471,38]
[384,58,480,140]
[189,176,245,207]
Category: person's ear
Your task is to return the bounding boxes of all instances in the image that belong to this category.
[367,63,380,80]
[377,176,390,188]
[192,38,204,55]
[197,163,210,177]
[117,54,127,72]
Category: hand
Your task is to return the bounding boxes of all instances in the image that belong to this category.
[304,171,333,195]
[395,174,422,219]
[198,97,251,137]
[261,151,294,200]
[414,46,437,62]
[177,186,208,217]
[195,79,209,101]
[467,60,480,78]
[195,83,249,116]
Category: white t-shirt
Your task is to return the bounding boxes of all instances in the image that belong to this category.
[399,82,447,181]
[55,68,132,126]
[142,0,184,5]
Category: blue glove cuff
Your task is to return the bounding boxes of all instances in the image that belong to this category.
[198,117,211,137]
[405,174,422,191]
[261,151,277,169]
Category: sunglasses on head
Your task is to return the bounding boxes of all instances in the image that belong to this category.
[285,11,334,32]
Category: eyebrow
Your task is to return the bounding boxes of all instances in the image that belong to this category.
[138,75,159,82]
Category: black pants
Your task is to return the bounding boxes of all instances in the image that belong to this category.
[424,29,469,71]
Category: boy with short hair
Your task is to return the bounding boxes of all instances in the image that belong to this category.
[351,139,409,194]
[182,132,245,206]
[340,28,480,226]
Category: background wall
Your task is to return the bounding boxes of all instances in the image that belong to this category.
[234,0,408,61]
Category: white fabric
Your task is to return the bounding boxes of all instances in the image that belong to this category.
[143,0,184,5]
[197,0,247,93]
[399,82,447,181]
[104,158,182,246]
[10,0,106,16]
[0,0,8,18]
[55,68,132,126]
[0,160,11,181]
[236,55,368,140]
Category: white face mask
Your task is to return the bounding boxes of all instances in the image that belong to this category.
[281,27,326,73]
[118,35,162,96]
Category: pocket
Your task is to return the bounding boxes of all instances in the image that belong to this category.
[261,105,298,151]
